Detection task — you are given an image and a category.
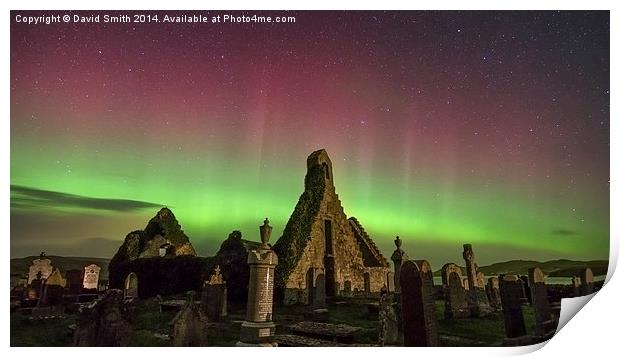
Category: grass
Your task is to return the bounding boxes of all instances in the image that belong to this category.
[10,312,77,347]
[10,296,541,347]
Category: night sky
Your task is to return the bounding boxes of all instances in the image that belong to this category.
[10,11,609,267]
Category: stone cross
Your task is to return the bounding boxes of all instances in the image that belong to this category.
[237,218,279,347]
[201,265,227,322]
[400,260,439,347]
[462,244,478,289]
[390,236,409,293]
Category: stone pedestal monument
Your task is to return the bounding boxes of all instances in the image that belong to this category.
[390,236,409,293]
[237,218,279,347]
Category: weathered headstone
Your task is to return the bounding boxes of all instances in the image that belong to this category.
[27,271,44,301]
[66,269,83,295]
[378,286,398,346]
[499,275,530,346]
[83,264,101,290]
[315,273,327,308]
[170,291,208,346]
[476,271,486,289]
[27,252,53,285]
[39,268,66,307]
[343,280,352,297]
[441,263,469,319]
[528,267,557,339]
[462,278,469,290]
[124,272,139,299]
[237,218,279,347]
[400,260,439,347]
[486,277,502,310]
[386,272,395,293]
[390,236,409,293]
[571,276,582,297]
[201,264,227,322]
[73,289,134,346]
[579,268,594,295]
[519,275,532,304]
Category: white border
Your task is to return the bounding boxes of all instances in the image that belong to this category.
[2,1,616,357]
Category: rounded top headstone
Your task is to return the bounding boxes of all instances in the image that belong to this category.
[582,268,594,283]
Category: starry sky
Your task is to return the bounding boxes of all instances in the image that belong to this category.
[10,11,609,267]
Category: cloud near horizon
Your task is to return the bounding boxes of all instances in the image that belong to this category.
[551,229,579,236]
[10,185,164,212]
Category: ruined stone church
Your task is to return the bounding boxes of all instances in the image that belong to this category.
[273,149,390,305]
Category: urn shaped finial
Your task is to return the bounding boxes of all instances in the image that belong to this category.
[260,218,272,246]
[394,236,402,249]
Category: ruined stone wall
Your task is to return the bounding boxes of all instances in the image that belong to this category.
[283,175,387,303]
[277,150,390,304]
[365,267,389,293]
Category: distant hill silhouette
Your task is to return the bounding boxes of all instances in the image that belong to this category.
[10,256,110,280]
[432,259,608,277]
[11,255,607,282]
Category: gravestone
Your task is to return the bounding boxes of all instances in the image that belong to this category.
[237,218,279,347]
[571,276,582,297]
[39,268,66,307]
[201,265,227,322]
[486,277,502,310]
[343,280,352,297]
[27,252,53,285]
[83,264,101,290]
[462,278,469,290]
[73,289,134,346]
[519,275,532,304]
[579,268,594,295]
[378,286,398,346]
[528,267,557,339]
[400,260,439,347]
[386,272,395,293]
[124,272,139,299]
[476,271,486,289]
[66,269,83,295]
[170,291,208,346]
[390,236,409,293]
[27,271,45,300]
[308,271,328,321]
[499,275,530,346]
[441,263,469,319]
[363,272,371,296]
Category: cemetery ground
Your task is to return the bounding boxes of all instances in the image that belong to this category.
[10,294,536,347]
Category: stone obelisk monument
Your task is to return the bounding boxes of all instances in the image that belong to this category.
[237,218,279,347]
